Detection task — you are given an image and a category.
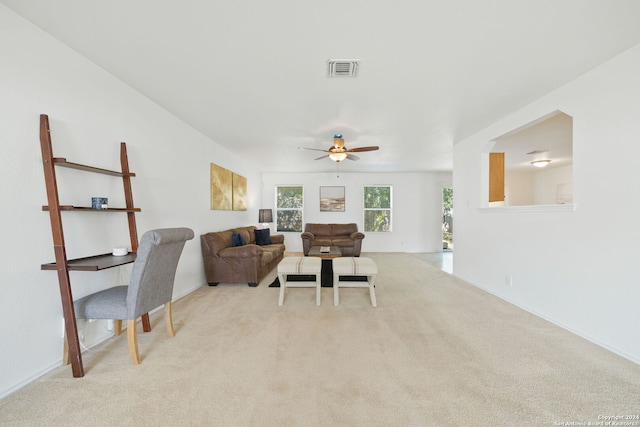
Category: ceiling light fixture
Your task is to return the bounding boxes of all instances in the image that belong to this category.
[329,152,347,162]
[531,160,552,168]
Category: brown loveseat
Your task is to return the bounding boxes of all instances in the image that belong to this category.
[201,226,285,287]
[301,223,365,257]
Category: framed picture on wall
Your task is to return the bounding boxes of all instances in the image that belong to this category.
[320,186,345,212]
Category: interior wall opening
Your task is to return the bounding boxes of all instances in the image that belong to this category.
[488,110,573,207]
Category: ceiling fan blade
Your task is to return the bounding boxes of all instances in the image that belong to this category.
[299,147,330,152]
[346,146,379,152]
[346,154,360,161]
[314,154,330,160]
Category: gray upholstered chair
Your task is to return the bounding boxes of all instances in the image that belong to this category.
[72,228,194,365]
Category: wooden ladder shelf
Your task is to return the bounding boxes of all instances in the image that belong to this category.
[39,114,146,377]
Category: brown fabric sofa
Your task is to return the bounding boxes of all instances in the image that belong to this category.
[200,226,285,287]
[301,223,365,257]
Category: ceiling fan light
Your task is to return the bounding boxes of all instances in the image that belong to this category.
[531,160,551,168]
[329,152,347,162]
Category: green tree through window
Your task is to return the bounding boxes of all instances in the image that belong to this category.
[442,187,453,248]
[276,186,303,232]
[364,186,391,232]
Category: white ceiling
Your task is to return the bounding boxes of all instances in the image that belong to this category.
[492,111,573,172]
[4,0,640,173]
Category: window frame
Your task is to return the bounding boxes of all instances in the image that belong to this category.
[275,185,304,232]
[363,185,392,232]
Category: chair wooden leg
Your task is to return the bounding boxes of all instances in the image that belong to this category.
[164,301,175,337]
[127,319,140,364]
[142,313,151,332]
[63,330,70,365]
[114,319,122,336]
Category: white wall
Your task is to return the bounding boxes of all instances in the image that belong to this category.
[505,172,534,206]
[261,172,450,253]
[533,165,573,205]
[454,43,640,363]
[505,165,573,206]
[0,6,261,397]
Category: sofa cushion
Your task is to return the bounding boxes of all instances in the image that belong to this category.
[232,232,247,247]
[254,228,272,245]
[332,237,355,247]
[332,223,357,236]
[312,237,333,246]
[305,223,331,236]
[261,248,275,265]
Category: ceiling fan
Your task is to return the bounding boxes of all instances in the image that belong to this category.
[300,134,379,162]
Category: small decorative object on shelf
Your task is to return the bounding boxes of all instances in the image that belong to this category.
[320,246,330,253]
[112,247,128,256]
[91,197,108,209]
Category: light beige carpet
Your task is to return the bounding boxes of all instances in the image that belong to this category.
[1,253,639,426]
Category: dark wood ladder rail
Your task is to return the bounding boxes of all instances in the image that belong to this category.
[39,114,146,377]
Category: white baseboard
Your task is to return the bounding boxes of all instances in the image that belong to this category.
[0,359,63,400]
[0,281,207,400]
[452,273,640,366]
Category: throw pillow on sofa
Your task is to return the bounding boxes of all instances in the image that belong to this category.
[254,228,272,245]
[232,232,247,247]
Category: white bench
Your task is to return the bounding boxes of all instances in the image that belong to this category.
[332,257,377,307]
[277,257,322,306]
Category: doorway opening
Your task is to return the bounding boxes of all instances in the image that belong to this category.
[442,187,453,251]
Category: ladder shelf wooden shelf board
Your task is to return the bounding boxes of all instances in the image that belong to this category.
[52,157,137,176]
[39,114,145,378]
[42,206,141,212]
[41,253,137,271]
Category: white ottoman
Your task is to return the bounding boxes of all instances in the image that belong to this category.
[277,257,322,306]
[332,257,377,307]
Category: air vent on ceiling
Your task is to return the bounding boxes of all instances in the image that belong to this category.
[327,59,360,78]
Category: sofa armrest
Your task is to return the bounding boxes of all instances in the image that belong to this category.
[270,234,284,244]
[219,245,262,258]
[201,232,226,258]
[301,232,315,256]
[350,231,365,240]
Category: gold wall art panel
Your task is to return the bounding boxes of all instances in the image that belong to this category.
[210,163,233,210]
[232,173,247,211]
[210,164,248,211]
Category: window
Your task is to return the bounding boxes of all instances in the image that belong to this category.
[364,186,391,232]
[276,186,303,232]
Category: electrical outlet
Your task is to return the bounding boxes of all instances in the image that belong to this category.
[505,275,513,287]
[61,318,65,338]
[106,319,114,331]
